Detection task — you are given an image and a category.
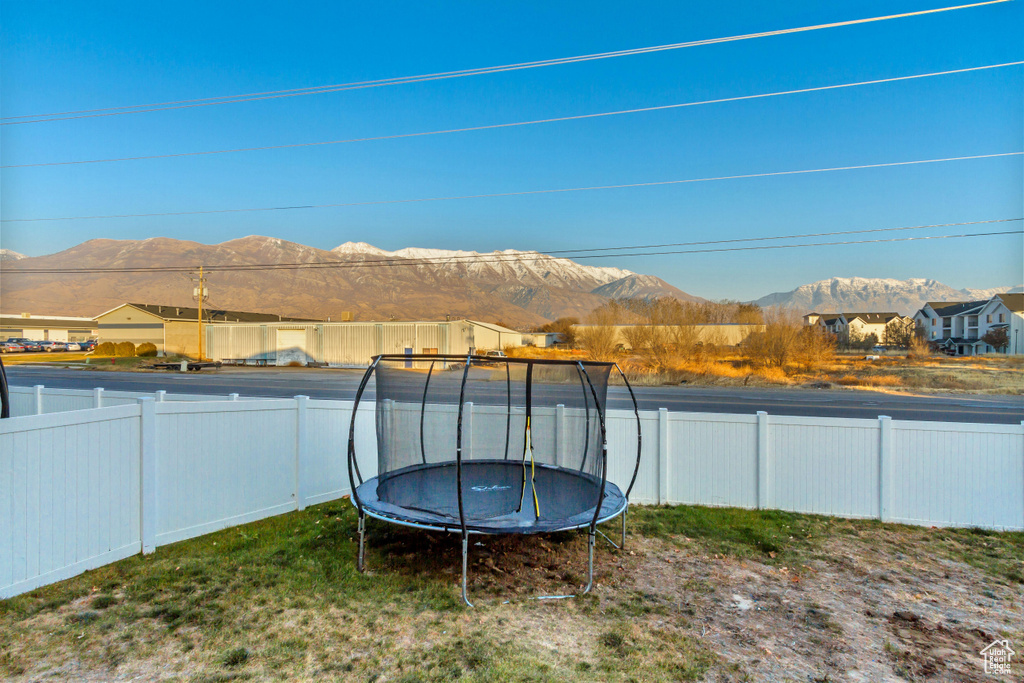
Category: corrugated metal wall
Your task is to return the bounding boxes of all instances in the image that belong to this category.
[206,321,481,366]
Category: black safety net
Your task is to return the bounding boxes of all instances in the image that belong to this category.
[362,355,617,533]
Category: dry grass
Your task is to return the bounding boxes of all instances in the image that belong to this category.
[2,504,1021,682]
[510,347,1024,394]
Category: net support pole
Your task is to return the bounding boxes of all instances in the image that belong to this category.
[357,512,366,572]
[621,507,627,549]
[461,536,474,608]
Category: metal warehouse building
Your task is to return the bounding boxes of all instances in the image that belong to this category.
[1,313,98,342]
[205,319,523,366]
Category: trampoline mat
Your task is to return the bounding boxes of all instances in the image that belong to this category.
[353,460,625,533]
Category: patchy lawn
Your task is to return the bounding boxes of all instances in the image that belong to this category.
[2,504,1022,682]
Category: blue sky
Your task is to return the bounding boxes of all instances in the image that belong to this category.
[1,0,1021,300]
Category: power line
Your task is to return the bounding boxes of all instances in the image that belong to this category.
[3,152,1019,223]
[5,220,1020,274]
[7,61,1019,169]
[2,1,1008,126]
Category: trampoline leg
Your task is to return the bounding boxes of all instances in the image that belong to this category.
[461,535,474,608]
[621,509,627,550]
[357,513,366,572]
[583,531,596,594]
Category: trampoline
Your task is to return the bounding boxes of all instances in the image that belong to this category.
[347,354,641,605]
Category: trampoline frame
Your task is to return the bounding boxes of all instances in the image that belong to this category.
[347,353,642,606]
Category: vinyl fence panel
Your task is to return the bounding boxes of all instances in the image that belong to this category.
[1,406,142,598]
[153,400,298,546]
[768,415,880,519]
[890,421,1024,528]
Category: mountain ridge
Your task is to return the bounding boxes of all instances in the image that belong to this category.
[754,276,1022,315]
[0,236,695,326]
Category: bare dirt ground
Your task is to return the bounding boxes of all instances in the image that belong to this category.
[2,506,1022,682]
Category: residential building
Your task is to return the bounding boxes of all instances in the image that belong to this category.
[912,293,1023,355]
[803,312,912,345]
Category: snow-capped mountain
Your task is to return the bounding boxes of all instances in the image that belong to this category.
[332,242,634,292]
[754,277,1021,315]
[0,236,697,326]
[0,249,27,261]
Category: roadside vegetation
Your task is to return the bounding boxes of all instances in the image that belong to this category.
[508,298,1024,395]
[2,503,1021,681]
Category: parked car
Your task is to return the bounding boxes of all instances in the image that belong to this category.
[6,338,43,352]
[476,349,508,366]
[65,342,82,351]
[0,342,25,353]
[41,341,68,352]
[80,340,98,351]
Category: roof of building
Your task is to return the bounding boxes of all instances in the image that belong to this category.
[466,320,523,334]
[924,301,987,317]
[843,312,902,324]
[996,292,1024,312]
[1,314,97,328]
[100,303,320,323]
[937,337,984,346]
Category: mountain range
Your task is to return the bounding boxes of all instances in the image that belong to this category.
[754,277,1022,315]
[1,237,1017,324]
[0,236,697,327]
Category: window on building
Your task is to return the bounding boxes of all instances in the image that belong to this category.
[999,314,1005,322]
[932,318,937,326]
[986,314,992,323]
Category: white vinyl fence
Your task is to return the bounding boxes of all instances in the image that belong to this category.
[2,387,1023,599]
[8,384,255,417]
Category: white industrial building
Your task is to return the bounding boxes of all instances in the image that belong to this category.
[205,319,523,366]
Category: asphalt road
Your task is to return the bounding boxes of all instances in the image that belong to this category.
[6,365,1023,424]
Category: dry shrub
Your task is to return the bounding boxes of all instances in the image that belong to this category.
[576,301,624,360]
[862,374,903,387]
[93,342,116,356]
[137,342,158,357]
[752,366,790,384]
[287,360,304,367]
[742,307,801,369]
[835,375,860,386]
[114,341,136,357]
[906,335,933,359]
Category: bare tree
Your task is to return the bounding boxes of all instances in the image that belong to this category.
[742,306,801,368]
[539,317,579,347]
[576,301,623,360]
[883,318,914,349]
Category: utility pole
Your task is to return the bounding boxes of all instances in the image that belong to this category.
[191,266,209,361]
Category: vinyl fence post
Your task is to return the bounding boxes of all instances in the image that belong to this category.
[878,415,892,522]
[155,390,166,403]
[757,411,769,510]
[34,385,43,415]
[229,393,239,401]
[658,408,669,505]
[139,398,157,554]
[295,396,309,511]
[555,404,566,467]
[93,387,104,408]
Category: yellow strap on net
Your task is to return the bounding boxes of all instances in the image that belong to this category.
[519,417,541,517]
